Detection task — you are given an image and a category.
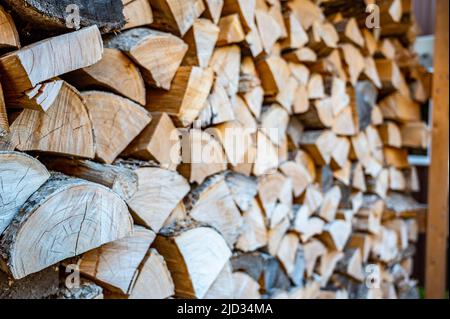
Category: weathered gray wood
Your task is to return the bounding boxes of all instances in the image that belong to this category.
[3,0,125,33]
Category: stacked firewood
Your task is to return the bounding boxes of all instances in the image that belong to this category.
[0,0,430,299]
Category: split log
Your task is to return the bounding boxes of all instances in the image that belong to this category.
[335,17,364,47]
[375,59,410,98]
[400,122,430,149]
[65,48,146,105]
[258,172,292,217]
[82,91,152,164]
[346,233,372,263]
[256,55,290,95]
[2,0,125,33]
[203,261,234,299]
[198,81,235,127]
[0,5,20,51]
[236,198,267,252]
[267,216,290,256]
[287,0,325,31]
[178,129,228,184]
[260,104,290,146]
[0,151,50,234]
[298,98,332,129]
[340,43,365,86]
[154,223,231,299]
[318,251,344,287]
[284,47,318,64]
[319,220,352,251]
[149,0,205,36]
[231,252,290,293]
[303,239,327,277]
[77,226,155,295]
[277,232,301,279]
[10,82,95,158]
[185,175,243,247]
[336,248,364,282]
[224,172,257,212]
[107,248,175,299]
[104,28,188,90]
[255,8,282,54]
[182,19,219,68]
[0,26,103,110]
[203,0,224,25]
[232,271,261,299]
[146,66,214,127]
[384,147,409,169]
[118,162,190,232]
[122,0,154,30]
[0,173,133,279]
[379,121,403,148]
[242,86,264,118]
[43,158,190,233]
[293,205,325,242]
[222,0,255,32]
[253,131,279,176]
[123,112,180,168]
[317,186,342,222]
[232,96,258,132]
[280,160,313,197]
[300,130,336,165]
[206,121,250,168]
[378,92,421,123]
[281,13,308,50]
[217,14,245,46]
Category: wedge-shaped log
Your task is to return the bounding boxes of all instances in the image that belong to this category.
[300,130,336,165]
[146,66,214,127]
[66,48,146,105]
[210,45,241,97]
[217,14,245,46]
[122,0,154,30]
[185,174,243,247]
[3,0,125,33]
[123,112,180,168]
[123,248,175,299]
[0,26,102,107]
[0,151,50,235]
[203,0,224,25]
[235,199,267,252]
[182,19,219,68]
[149,0,205,36]
[154,224,231,299]
[105,28,188,90]
[204,262,234,299]
[178,129,227,184]
[222,0,255,31]
[82,91,151,164]
[10,82,95,158]
[379,92,421,123]
[77,226,155,295]
[0,173,133,279]
[256,55,290,95]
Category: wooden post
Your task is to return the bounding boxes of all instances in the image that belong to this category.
[425,0,449,299]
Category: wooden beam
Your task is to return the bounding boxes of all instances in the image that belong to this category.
[425,0,449,300]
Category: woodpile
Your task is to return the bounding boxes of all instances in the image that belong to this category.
[0,0,429,299]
